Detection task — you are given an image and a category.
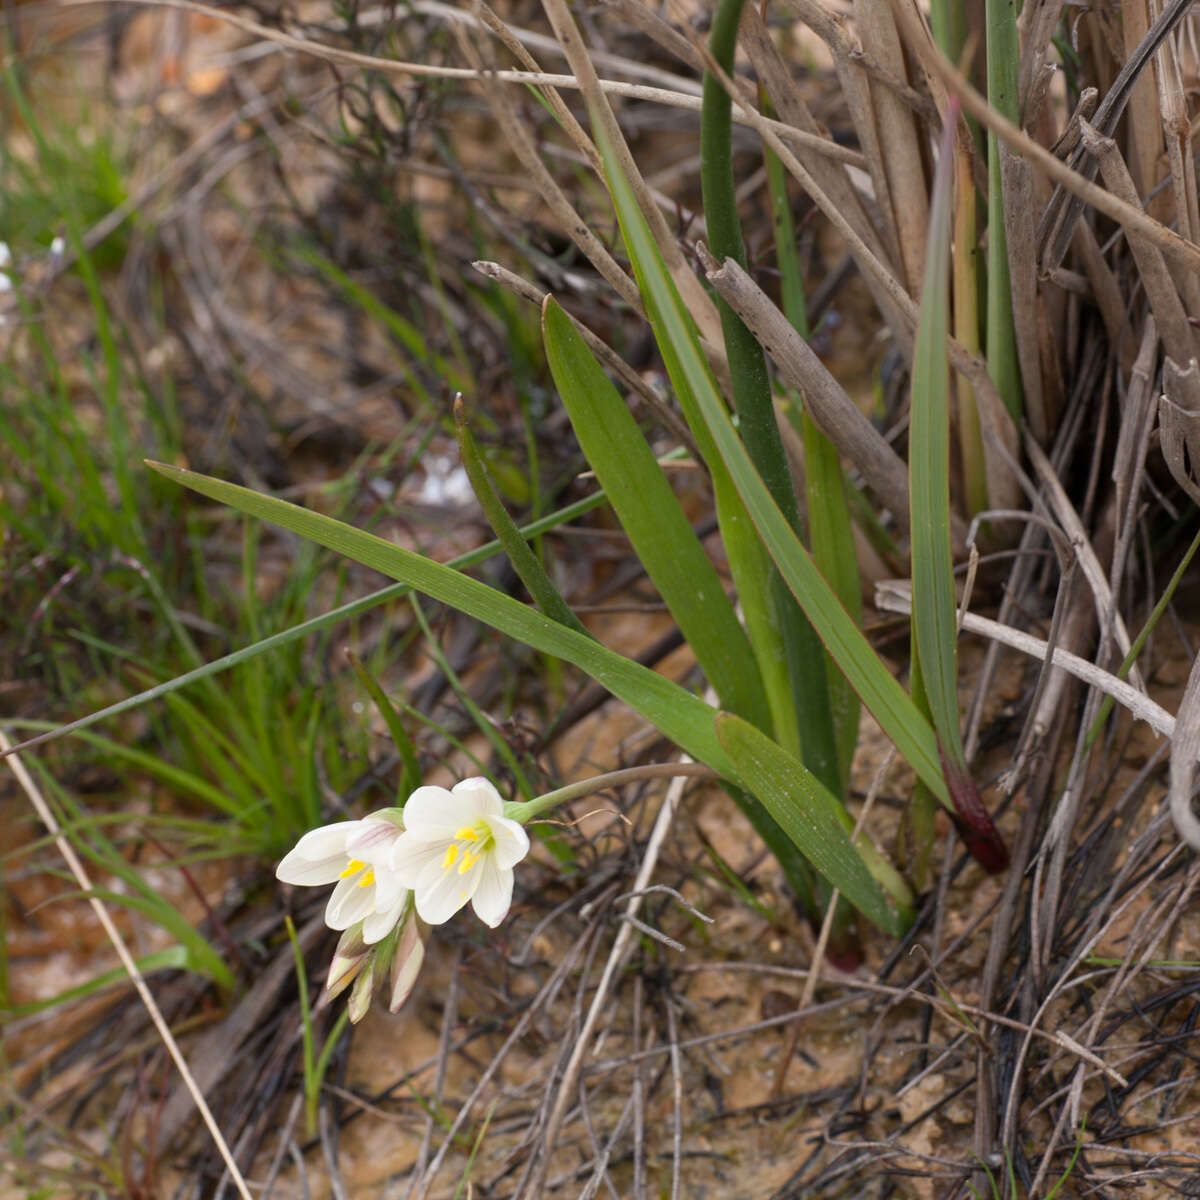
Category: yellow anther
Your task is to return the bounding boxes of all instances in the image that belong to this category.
[358,869,375,888]
[340,858,366,879]
[454,825,479,842]
[443,843,459,869]
[458,850,480,875]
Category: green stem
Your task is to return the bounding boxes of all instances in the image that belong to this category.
[505,763,719,823]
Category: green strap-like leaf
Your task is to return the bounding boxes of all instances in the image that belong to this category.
[717,713,913,935]
[591,117,949,807]
[147,462,738,779]
[542,295,771,731]
[909,123,962,771]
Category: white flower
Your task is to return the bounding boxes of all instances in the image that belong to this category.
[276,813,409,944]
[390,778,529,927]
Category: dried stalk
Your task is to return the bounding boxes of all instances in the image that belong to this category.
[699,248,931,539]
[455,25,644,313]
[539,0,725,353]
[927,47,1200,276]
[1077,120,1198,368]
[1033,0,1195,269]
[1120,0,1164,203]
[856,0,928,294]
[471,260,698,455]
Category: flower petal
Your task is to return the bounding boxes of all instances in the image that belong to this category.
[450,777,504,818]
[413,856,479,925]
[291,822,358,860]
[371,869,408,911]
[471,858,514,928]
[326,876,375,930]
[401,785,481,837]
[276,849,348,886]
[362,894,407,944]
[390,831,451,881]
[482,814,530,870]
[346,817,399,860]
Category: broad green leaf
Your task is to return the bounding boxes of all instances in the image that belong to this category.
[591,117,949,807]
[588,122,799,762]
[717,713,912,935]
[698,0,839,793]
[542,295,771,731]
[762,92,863,795]
[147,462,738,780]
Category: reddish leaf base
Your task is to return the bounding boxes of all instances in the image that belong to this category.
[941,752,1009,874]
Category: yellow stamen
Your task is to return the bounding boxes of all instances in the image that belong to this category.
[357,869,375,888]
[454,825,479,842]
[443,843,459,869]
[458,850,480,875]
[339,858,366,879]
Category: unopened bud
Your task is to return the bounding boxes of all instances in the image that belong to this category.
[347,954,377,1023]
[326,926,369,1001]
[389,913,426,1012]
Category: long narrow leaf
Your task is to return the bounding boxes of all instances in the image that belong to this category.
[542,296,771,731]
[910,114,1008,872]
[586,127,802,760]
[717,714,913,935]
[700,0,839,790]
[147,462,739,779]
[592,118,949,806]
[454,392,589,638]
[0,491,611,762]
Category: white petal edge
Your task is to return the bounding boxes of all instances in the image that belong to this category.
[372,869,408,911]
[402,785,480,836]
[345,818,399,859]
[362,895,407,944]
[290,822,358,860]
[276,851,347,886]
[450,777,504,818]
[390,831,451,880]
[326,877,375,930]
[471,858,513,928]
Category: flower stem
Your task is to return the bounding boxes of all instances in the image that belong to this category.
[505,764,719,824]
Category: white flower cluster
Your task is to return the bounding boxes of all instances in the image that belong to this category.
[277,778,529,1021]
